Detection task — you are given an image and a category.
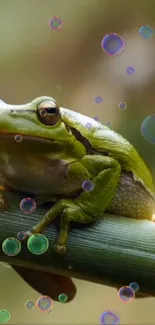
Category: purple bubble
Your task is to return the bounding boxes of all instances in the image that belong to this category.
[100,310,120,325]
[101,33,126,56]
[126,66,135,75]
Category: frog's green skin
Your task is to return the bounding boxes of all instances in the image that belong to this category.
[0,96,154,254]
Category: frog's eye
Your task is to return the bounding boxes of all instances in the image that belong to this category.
[37,100,60,125]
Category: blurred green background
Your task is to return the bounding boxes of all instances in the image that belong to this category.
[0,0,155,324]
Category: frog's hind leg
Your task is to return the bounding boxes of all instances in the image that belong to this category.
[26,155,121,255]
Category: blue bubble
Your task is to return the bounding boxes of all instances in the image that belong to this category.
[129,282,139,293]
[118,286,135,302]
[126,66,135,75]
[86,122,92,129]
[141,115,155,144]
[100,310,120,325]
[101,33,126,56]
[139,25,154,39]
[82,180,94,192]
[95,96,103,104]
[118,102,127,110]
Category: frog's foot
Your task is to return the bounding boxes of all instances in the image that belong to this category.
[25,230,33,238]
[53,243,67,256]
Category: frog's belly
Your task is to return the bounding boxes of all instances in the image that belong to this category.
[107,172,155,220]
[1,158,82,197]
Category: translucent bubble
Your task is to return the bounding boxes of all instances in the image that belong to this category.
[94,116,99,121]
[118,102,127,110]
[40,109,47,117]
[14,134,23,142]
[95,96,103,104]
[82,180,94,192]
[100,310,120,325]
[141,115,155,144]
[17,231,26,241]
[118,285,135,302]
[86,122,92,129]
[27,234,49,255]
[20,197,36,214]
[49,16,63,31]
[126,66,135,75]
[25,300,35,310]
[101,33,126,56]
[68,265,72,270]
[139,25,154,39]
[129,282,139,293]
[0,309,11,324]
[58,293,68,303]
[2,237,21,257]
[106,121,111,127]
[36,296,53,312]
[65,92,70,96]
[57,85,62,90]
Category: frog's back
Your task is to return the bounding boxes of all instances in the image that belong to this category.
[89,125,155,195]
[61,108,155,195]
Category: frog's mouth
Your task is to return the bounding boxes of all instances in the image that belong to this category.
[0,131,54,144]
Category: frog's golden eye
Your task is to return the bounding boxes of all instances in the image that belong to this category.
[37,100,60,125]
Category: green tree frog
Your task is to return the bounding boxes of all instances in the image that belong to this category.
[0,96,154,254]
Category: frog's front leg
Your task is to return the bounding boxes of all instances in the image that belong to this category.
[27,155,121,254]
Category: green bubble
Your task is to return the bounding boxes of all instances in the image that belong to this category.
[2,238,21,256]
[58,293,68,303]
[0,309,11,324]
[27,234,49,255]
[141,115,155,144]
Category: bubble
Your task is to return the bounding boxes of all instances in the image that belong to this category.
[141,115,155,144]
[101,33,126,56]
[118,102,127,110]
[25,300,35,310]
[86,122,92,129]
[118,285,135,302]
[49,16,63,31]
[20,197,36,214]
[2,237,21,257]
[100,310,120,325]
[58,293,68,303]
[36,296,53,312]
[94,116,99,121]
[65,92,70,96]
[14,134,23,142]
[0,309,11,324]
[139,25,154,39]
[57,84,62,90]
[17,231,26,241]
[95,96,103,104]
[27,234,49,255]
[40,109,47,117]
[126,66,135,75]
[68,265,72,270]
[106,121,111,127]
[82,180,94,192]
[129,282,139,293]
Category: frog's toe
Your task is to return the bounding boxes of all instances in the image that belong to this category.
[25,230,33,238]
[53,243,67,255]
